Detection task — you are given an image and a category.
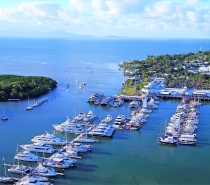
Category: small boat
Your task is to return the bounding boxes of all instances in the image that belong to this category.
[20,142,55,154]
[14,151,43,162]
[26,97,33,110]
[1,108,8,120]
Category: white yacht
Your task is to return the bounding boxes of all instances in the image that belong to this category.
[8,164,33,174]
[74,112,86,121]
[88,93,104,103]
[0,176,16,183]
[76,136,95,143]
[44,152,76,169]
[31,132,67,146]
[64,143,92,153]
[129,100,140,108]
[34,163,57,177]
[15,175,52,185]
[83,111,98,122]
[20,142,54,154]
[14,151,43,162]
[158,135,178,145]
[114,115,127,127]
[113,99,124,107]
[101,115,112,123]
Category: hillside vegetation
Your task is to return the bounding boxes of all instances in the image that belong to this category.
[121,50,210,95]
[0,75,57,101]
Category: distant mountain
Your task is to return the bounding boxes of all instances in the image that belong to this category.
[38,30,95,38]
[0,30,95,39]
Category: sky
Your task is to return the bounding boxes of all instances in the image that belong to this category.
[0,0,210,38]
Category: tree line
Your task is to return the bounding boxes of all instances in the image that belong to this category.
[0,75,57,101]
[121,50,210,94]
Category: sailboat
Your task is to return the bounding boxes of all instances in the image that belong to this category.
[26,97,33,110]
[1,108,8,120]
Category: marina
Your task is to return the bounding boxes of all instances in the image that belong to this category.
[1,38,210,185]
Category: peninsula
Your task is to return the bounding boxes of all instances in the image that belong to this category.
[0,75,57,101]
[120,50,210,95]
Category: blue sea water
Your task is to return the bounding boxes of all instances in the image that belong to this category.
[0,38,210,185]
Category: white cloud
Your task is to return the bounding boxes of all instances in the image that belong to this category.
[0,0,210,38]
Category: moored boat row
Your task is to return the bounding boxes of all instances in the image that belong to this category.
[158,99,200,146]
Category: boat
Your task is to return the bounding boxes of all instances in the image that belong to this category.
[31,132,67,146]
[14,151,43,162]
[100,96,114,106]
[83,111,98,123]
[20,142,55,154]
[101,115,112,123]
[114,115,127,128]
[88,92,104,103]
[64,142,92,153]
[34,163,57,177]
[43,151,76,169]
[158,135,178,145]
[26,97,33,110]
[178,137,196,145]
[76,136,95,143]
[129,100,140,108]
[74,112,86,121]
[0,167,18,183]
[15,175,52,185]
[1,108,8,120]
[113,99,124,107]
[7,164,34,174]
[0,176,16,183]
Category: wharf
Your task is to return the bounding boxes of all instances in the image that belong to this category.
[70,125,99,143]
[114,93,210,102]
[114,95,144,102]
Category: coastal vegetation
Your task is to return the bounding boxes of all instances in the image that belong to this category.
[121,50,210,95]
[0,75,57,101]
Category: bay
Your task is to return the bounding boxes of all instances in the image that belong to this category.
[0,38,210,185]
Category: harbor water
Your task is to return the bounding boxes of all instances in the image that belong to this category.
[0,38,210,185]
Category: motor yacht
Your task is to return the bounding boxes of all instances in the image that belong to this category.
[31,132,67,146]
[88,93,105,103]
[101,115,112,123]
[15,175,52,185]
[158,135,178,145]
[14,151,42,162]
[113,99,124,107]
[8,164,33,174]
[44,152,76,169]
[74,112,86,121]
[83,111,98,122]
[34,163,57,177]
[114,115,127,127]
[20,142,54,154]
